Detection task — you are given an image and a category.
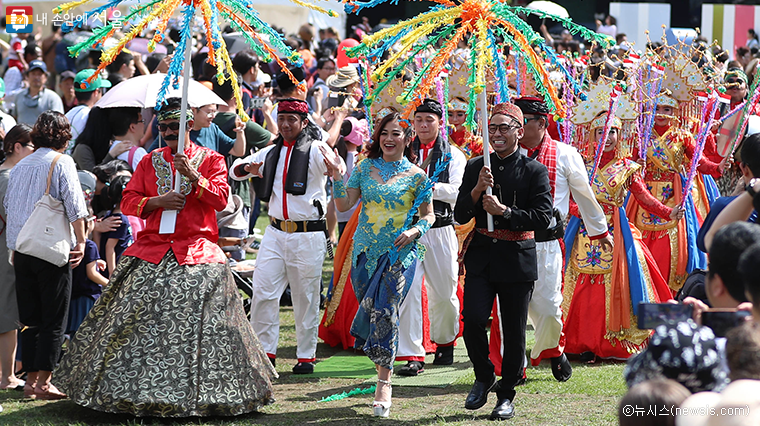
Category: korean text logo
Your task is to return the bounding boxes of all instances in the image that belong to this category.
[7,7,33,33]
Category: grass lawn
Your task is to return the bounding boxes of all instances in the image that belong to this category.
[0,209,627,425]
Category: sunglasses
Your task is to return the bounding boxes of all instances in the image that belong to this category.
[158,122,185,131]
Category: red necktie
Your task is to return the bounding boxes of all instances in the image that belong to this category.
[281,140,295,220]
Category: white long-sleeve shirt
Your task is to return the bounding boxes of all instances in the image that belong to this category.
[521,140,608,237]
[416,144,466,208]
[230,141,345,222]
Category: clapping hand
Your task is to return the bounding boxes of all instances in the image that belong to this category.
[319,145,343,180]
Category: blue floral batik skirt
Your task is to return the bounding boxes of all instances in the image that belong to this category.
[350,252,416,370]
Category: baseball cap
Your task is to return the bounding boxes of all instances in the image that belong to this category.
[60,70,76,81]
[27,60,48,74]
[74,69,112,92]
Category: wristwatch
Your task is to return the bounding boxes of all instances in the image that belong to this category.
[746,177,760,198]
[502,206,512,220]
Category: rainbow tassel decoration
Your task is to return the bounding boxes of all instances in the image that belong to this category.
[56,0,335,117]
[343,0,614,126]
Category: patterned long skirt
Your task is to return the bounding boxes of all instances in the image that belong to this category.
[54,251,277,417]
[350,252,416,370]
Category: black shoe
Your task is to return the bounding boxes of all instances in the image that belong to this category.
[292,361,314,374]
[433,346,454,365]
[489,397,515,420]
[551,354,572,382]
[579,351,597,364]
[464,374,498,410]
[397,361,425,376]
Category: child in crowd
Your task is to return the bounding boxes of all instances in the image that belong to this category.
[66,213,108,335]
[99,175,133,277]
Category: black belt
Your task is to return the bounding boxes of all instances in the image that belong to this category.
[271,218,327,233]
[413,215,454,228]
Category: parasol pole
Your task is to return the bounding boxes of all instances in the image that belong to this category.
[480,90,494,232]
[159,32,193,234]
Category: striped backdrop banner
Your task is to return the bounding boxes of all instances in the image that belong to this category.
[609,3,671,51]
[702,4,760,58]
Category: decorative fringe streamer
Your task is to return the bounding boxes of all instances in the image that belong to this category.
[319,385,377,402]
[726,75,760,156]
[436,76,448,142]
[487,31,509,104]
[589,85,622,183]
[358,60,373,140]
[389,154,451,266]
[639,65,665,161]
[681,93,719,208]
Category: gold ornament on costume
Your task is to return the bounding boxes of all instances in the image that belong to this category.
[570,78,637,124]
[655,90,679,108]
[590,112,622,130]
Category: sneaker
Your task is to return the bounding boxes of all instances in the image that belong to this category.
[292,361,314,374]
[396,361,425,376]
[433,346,454,365]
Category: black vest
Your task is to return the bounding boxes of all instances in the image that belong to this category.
[253,132,313,202]
[412,135,452,223]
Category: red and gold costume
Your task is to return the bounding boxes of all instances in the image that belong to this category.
[563,148,673,358]
[629,123,719,291]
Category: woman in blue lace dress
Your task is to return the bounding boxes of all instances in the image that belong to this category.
[322,111,435,417]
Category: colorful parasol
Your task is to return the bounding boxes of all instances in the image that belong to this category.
[343,0,614,129]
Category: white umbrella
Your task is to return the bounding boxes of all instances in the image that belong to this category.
[526,1,569,19]
[94,73,226,109]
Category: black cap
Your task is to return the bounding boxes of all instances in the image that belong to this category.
[276,67,305,92]
[415,98,443,118]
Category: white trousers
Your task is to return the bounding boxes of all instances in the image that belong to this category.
[528,239,564,361]
[250,226,326,360]
[397,226,460,357]
[397,263,426,358]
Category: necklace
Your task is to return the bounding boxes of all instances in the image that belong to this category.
[371,157,412,183]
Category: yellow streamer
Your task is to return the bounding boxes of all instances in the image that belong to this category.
[54,0,96,14]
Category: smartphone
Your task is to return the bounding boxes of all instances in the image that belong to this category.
[702,309,751,337]
[250,97,266,109]
[637,303,693,329]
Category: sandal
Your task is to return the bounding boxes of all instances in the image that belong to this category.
[372,379,392,418]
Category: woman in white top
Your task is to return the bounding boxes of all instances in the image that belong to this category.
[596,15,617,38]
[748,29,760,51]
[5,112,89,400]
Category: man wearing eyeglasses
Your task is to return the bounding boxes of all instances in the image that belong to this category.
[12,60,63,126]
[455,102,552,420]
[487,97,609,382]
[395,98,467,377]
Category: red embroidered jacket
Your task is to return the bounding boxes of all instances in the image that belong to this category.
[121,142,230,265]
